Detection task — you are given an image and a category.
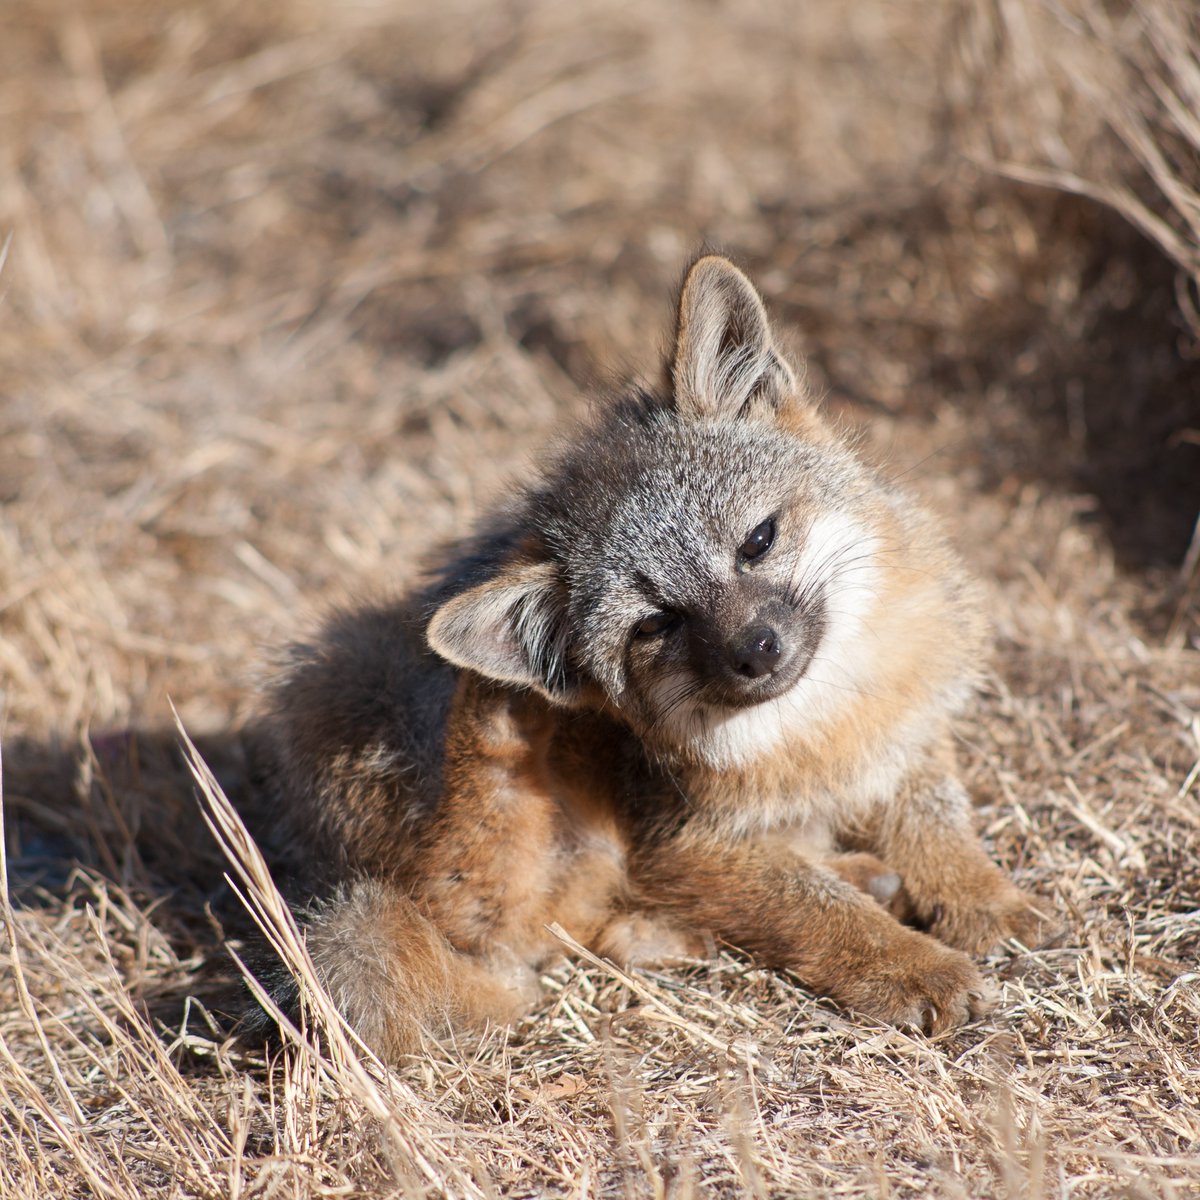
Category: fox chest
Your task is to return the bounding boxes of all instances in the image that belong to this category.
[683,728,922,845]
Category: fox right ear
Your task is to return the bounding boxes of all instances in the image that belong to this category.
[670,255,798,421]
[426,562,576,703]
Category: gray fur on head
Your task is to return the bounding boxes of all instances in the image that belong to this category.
[424,256,871,746]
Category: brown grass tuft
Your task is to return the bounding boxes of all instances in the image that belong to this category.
[950,0,1200,302]
[1,0,1198,1195]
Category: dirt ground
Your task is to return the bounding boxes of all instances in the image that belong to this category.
[1,0,1199,1196]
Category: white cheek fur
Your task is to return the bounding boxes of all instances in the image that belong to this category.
[656,509,883,767]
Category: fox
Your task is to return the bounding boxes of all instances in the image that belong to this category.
[247,254,1053,1061]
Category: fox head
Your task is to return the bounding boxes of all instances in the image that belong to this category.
[427,256,888,762]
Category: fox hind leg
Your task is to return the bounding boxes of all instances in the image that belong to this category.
[825,851,915,922]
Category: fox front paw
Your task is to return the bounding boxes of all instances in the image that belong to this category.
[926,883,1058,955]
[847,935,998,1035]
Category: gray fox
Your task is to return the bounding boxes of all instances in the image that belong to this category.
[249,255,1052,1059]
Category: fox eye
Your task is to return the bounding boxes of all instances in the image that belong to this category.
[635,611,680,639]
[739,518,775,562]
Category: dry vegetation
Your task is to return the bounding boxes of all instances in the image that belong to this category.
[2,0,1199,1196]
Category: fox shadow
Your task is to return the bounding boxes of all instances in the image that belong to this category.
[2,723,275,1048]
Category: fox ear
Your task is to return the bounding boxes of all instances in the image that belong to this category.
[426,562,577,703]
[670,255,797,421]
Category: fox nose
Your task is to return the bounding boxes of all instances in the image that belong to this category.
[728,625,781,678]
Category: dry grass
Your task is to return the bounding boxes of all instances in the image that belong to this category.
[1,0,1198,1195]
[951,0,1200,302]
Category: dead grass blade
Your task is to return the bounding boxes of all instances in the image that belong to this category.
[173,707,489,1200]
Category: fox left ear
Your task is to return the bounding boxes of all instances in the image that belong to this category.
[670,255,798,421]
[426,561,579,705]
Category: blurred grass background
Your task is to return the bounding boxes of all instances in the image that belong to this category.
[1,1,1198,1195]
